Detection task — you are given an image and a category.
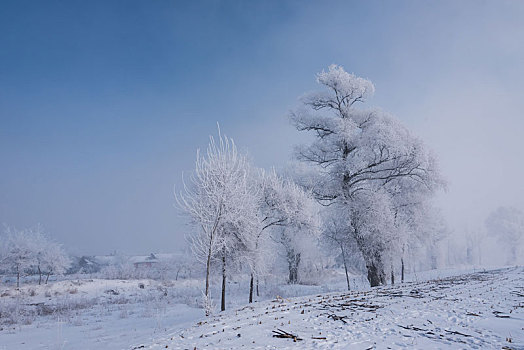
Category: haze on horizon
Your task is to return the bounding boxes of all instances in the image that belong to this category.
[1,0,523,255]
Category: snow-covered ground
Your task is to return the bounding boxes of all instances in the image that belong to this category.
[0,267,522,349]
[145,267,524,349]
[0,278,203,350]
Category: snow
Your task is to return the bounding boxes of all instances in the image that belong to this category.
[0,303,200,350]
[0,267,522,349]
[0,278,203,350]
[145,267,523,349]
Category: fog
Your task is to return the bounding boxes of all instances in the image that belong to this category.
[1,1,523,256]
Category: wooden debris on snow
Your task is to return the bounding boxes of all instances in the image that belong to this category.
[272,328,303,342]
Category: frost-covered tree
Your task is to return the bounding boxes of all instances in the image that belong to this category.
[0,226,36,288]
[290,65,443,286]
[387,176,447,281]
[243,169,279,303]
[0,225,71,287]
[220,196,259,306]
[485,206,524,264]
[259,171,320,284]
[36,237,71,284]
[177,129,258,313]
[322,212,358,290]
[236,168,321,301]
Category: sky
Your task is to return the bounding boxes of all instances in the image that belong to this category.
[1,0,523,255]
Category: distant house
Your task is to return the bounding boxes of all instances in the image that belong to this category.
[131,253,158,269]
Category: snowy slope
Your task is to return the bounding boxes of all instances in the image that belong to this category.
[144,267,524,349]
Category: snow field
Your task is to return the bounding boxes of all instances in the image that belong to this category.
[146,267,524,349]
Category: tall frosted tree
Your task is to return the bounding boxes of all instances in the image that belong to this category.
[177,129,258,314]
[290,65,443,286]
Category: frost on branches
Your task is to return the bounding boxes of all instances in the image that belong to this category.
[0,225,71,288]
[258,170,320,285]
[177,130,323,314]
[176,129,259,314]
[290,65,444,287]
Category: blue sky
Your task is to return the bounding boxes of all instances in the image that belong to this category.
[1,1,523,254]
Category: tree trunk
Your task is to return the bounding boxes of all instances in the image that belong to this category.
[221,254,226,312]
[390,264,395,285]
[354,228,385,287]
[38,266,42,285]
[249,273,254,303]
[366,254,385,287]
[341,246,350,291]
[205,246,212,301]
[16,265,20,289]
[46,272,51,284]
[401,257,405,283]
[367,263,380,287]
[287,250,301,284]
[256,277,259,297]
